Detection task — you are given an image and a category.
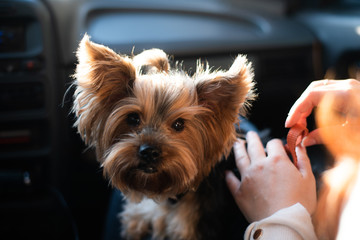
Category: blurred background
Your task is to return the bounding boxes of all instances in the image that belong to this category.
[0,0,360,239]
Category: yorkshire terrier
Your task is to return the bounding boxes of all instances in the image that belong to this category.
[72,34,256,240]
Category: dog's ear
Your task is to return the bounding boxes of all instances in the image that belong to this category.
[195,55,256,117]
[74,34,136,98]
[72,34,136,146]
[133,48,169,74]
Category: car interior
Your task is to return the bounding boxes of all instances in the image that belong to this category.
[1,0,359,239]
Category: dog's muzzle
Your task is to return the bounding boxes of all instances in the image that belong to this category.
[137,144,161,173]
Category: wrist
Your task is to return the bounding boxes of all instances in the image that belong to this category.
[245,203,317,240]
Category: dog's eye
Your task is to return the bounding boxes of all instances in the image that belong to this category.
[172,118,185,132]
[126,113,141,127]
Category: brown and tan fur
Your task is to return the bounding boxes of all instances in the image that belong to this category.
[72,34,255,240]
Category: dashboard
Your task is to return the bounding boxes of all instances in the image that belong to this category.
[0,1,74,239]
[0,0,359,239]
[0,1,58,188]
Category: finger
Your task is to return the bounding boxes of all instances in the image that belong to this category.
[285,101,309,128]
[225,171,241,196]
[233,139,250,176]
[285,95,317,128]
[302,129,323,147]
[246,131,266,162]
[303,125,345,147]
[295,145,312,177]
[285,80,331,128]
[266,139,288,157]
[297,114,308,127]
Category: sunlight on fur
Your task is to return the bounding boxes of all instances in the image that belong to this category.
[72,34,256,239]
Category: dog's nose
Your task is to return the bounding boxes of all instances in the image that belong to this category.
[138,144,161,163]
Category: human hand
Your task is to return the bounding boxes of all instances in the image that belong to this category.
[225,131,316,223]
[285,79,360,146]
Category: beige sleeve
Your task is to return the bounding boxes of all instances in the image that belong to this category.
[244,203,317,240]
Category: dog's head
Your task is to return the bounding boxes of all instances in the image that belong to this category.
[72,34,255,201]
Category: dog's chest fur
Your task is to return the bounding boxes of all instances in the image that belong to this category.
[121,154,248,240]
